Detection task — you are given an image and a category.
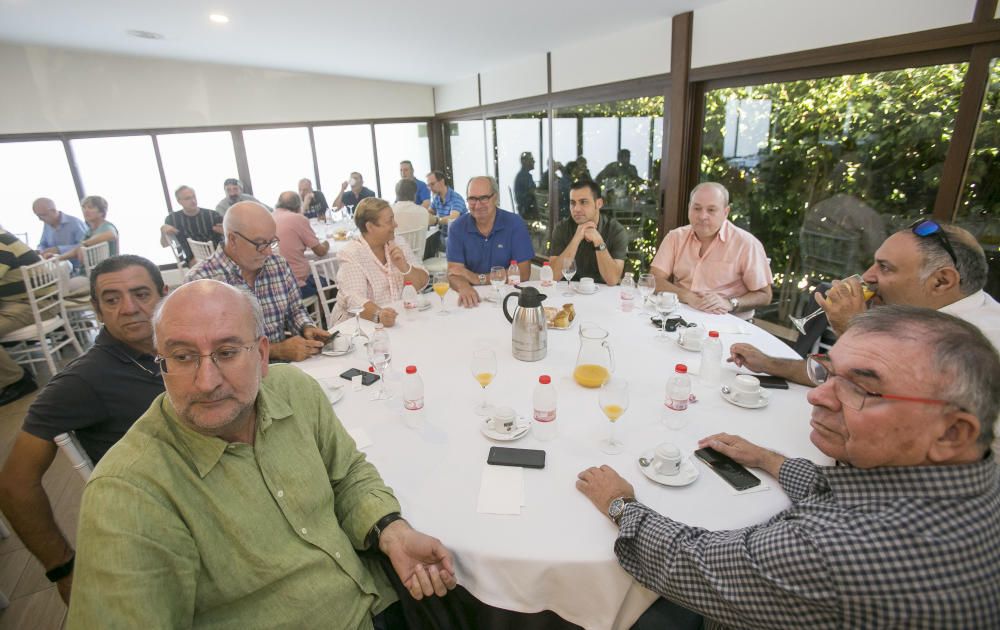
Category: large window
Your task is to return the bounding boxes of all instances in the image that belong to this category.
[448,120,489,197]
[72,135,171,264]
[243,127,313,208]
[490,112,548,255]
[156,131,238,212]
[374,122,430,200]
[0,141,80,248]
[314,124,377,203]
[700,63,968,326]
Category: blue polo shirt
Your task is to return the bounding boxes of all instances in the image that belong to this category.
[415,179,431,205]
[430,188,468,217]
[446,208,534,275]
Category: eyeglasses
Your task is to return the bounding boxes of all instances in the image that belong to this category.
[467,193,494,205]
[155,340,260,375]
[234,231,279,253]
[806,354,952,411]
[909,219,958,266]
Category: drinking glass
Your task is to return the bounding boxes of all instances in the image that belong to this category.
[489,266,506,305]
[598,379,628,455]
[470,348,497,415]
[789,273,875,334]
[562,259,577,296]
[347,303,368,341]
[654,292,677,339]
[367,327,392,400]
[432,271,450,316]
[638,273,656,313]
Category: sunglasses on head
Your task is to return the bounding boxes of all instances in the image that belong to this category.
[908,219,957,266]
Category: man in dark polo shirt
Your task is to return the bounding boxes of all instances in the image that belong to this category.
[159,185,224,264]
[549,180,628,286]
[0,255,167,605]
[333,172,376,212]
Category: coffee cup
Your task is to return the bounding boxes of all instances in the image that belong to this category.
[656,292,679,313]
[733,374,763,403]
[331,334,351,352]
[489,407,517,434]
[579,277,595,292]
[652,443,682,476]
[679,324,705,349]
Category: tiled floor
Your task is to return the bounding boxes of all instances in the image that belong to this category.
[0,384,83,630]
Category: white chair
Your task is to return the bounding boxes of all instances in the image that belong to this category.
[188,239,216,264]
[396,227,427,262]
[161,267,186,289]
[0,260,83,376]
[309,258,339,327]
[54,432,94,481]
[81,241,111,277]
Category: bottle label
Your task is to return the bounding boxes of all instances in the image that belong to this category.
[404,398,424,411]
[533,409,556,423]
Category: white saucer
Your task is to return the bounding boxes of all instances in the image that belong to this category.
[480,418,531,441]
[675,337,703,352]
[325,387,345,405]
[720,387,771,409]
[573,284,598,295]
[416,301,433,311]
[638,452,699,487]
[321,342,355,357]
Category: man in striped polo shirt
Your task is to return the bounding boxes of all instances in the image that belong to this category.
[0,230,42,406]
[159,185,224,265]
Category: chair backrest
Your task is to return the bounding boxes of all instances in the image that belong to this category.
[22,260,66,325]
[188,239,216,263]
[309,257,339,327]
[54,432,94,481]
[81,241,111,277]
[395,227,427,261]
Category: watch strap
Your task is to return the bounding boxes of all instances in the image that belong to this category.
[609,496,637,526]
[596,243,608,252]
[366,512,404,549]
[45,554,75,582]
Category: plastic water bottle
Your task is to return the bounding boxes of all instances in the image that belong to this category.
[401,281,419,311]
[666,364,692,412]
[507,260,520,286]
[700,331,723,385]
[619,274,636,312]
[540,262,554,287]
[532,375,557,441]
[402,365,425,429]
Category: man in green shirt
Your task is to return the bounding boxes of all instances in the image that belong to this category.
[549,180,628,286]
[68,279,456,628]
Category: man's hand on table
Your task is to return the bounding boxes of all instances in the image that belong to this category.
[273,332,325,361]
[456,285,480,308]
[815,276,867,337]
[576,465,635,516]
[689,291,730,314]
[379,519,457,600]
[728,343,772,373]
[698,433,786,479]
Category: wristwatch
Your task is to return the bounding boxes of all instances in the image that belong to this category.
[366,512,405,549]
[608,496,637,526]
[729,297,740,312]
[478,273,486,285]
[372,310,381,324]
[596,243,607,252]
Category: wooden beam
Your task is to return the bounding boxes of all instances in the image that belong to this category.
[661,12,694,235]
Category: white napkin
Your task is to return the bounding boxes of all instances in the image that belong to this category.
[476,463,524,515]
[347,426,373,449]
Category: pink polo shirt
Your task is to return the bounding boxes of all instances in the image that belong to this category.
[274,208,321,287]
[650,220,772,298]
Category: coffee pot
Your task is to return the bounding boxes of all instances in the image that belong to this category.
[502,286,547,362]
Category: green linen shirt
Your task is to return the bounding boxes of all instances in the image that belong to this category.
[548,213,629,283]
[67,364,401,629]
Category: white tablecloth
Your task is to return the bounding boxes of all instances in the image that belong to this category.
[298,282,829,630]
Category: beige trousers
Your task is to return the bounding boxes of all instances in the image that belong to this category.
[0,300,35,388]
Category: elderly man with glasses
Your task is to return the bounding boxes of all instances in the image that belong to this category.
[579,306,1000,629]
[67,280,457,628]
[187,201,329,362]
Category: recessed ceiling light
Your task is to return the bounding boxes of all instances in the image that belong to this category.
[126,29,164,40]
[209,14,229,24]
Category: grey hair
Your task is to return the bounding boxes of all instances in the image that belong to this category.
[848,305,999,451]
[910,224,988,296]
[152,280,266,347]
[221,201,269,238]
[395,178,417,203]
[688,182,730,207]
[467,175,499,198]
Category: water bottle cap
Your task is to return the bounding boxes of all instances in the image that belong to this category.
[510,259,516,265]
[405,281,412,285]
[405,365,417,374]
[543,261,550,266]
[675,364,688,373]
[368,366,375,372]
[708,330,719,338]
[538,375,551,384]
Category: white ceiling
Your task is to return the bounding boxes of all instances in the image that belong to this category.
[0,0,725,85]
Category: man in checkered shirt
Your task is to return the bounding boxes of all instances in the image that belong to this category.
[578,306,1000,629]
[187,201,330,362]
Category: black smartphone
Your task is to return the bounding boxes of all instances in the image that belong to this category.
[322,331,341,350]
[694,447,761,491]
[650,315,691,332]
[754,375,790,389]
[339,367,379,386]
[487,446,546,469]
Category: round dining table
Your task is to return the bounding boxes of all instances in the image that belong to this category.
[297,280,830,630]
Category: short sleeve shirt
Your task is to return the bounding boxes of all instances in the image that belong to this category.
[430,188,468,217]
[414,179,431,205]
[22,327,163,463]
[165,208,223,260]
[446,209,535,275]
[342,188,376,208]
[303,191,329,219]
[274,208,321,286]
[85,221,120,256]
[549,214,629,283]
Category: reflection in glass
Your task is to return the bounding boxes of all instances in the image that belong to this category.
[157,131,238,213]
[0,141,80,246]
[449,120,489,198]
[314,125,377,205]
[244,127,313,208]
[374,123,430,199]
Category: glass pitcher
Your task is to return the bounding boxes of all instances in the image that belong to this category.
[573,323,615,388]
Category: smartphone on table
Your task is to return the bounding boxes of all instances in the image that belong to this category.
[754,375,789,389]
[487,447,546,469]
[340,367,379,386]
[694,447,761,491]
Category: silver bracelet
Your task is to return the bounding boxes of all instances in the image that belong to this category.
[402,263,413,275]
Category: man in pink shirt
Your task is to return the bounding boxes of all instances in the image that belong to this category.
[650,182,772,319]
[274,191,330,298]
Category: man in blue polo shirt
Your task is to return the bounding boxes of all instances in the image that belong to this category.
[446,176,533,307]
[400,160,431,207]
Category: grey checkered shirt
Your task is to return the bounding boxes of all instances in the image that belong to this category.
[616,456,1000,629]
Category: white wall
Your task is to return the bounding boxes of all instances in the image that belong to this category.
[0,42,436,135]
[692,0,977,68]
[434,74,479,113]
[550,20,671,93]
[480,53,549,106]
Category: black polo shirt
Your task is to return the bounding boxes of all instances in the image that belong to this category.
[549,213,629,283]
[22,327,164,463]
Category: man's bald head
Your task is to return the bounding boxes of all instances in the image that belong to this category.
[275,192,302,213]
[222,201,274,238]
[153,279,264,347]
[32,197,60,226]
